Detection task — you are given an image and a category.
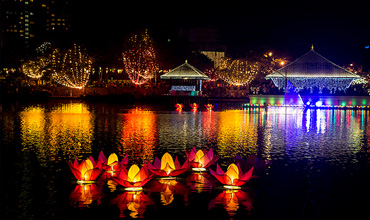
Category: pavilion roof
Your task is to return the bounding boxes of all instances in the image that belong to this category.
[265,48,360,79]
[160,60,210,80]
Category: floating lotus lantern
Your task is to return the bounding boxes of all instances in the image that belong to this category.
[111,164,154,191]
[186,147,219,172]
[190,103,198,111]
[175,103,183,111]
[98,151,128,177]
[147,152,190,177]
[205,104,214,111]
[67,157,103,184]
[209,163,254,189]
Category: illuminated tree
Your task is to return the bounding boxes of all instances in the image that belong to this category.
[217,58,259,86]
[51,44,93,89]
[122,30,158,86]
[22,57,49,79]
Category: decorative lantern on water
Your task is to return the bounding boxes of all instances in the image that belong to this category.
[209,163,253,189]
[175,103,183,111]
[147,152,190,178]
[186,147,219,172]
[67,157,103,184]
[111,164,154,191]
[98,151,128,177]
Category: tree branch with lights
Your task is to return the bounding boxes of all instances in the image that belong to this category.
[122,30,159,87]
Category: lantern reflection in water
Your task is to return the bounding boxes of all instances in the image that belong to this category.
[19,103,94,163]
[110,191,153,218]
[146,179,190,206]
[70,184,103,208]
[209,190,253,216]
[217,110,258,161]
[185,173,215,193]
[117,110,157,165]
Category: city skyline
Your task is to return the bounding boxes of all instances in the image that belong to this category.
[1,0,369,68]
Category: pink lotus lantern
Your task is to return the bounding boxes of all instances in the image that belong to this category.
[67,157,103,183]
[186,147,219,172]
[175,103,183,111]
[205,104,214,111]
[147,152,190,177]
[111,164,154,191]
[209,163,254,189]
[98,151,128,177]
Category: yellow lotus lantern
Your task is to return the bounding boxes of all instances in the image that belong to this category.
[112,164,154,191]
[147,152,190,177]
[98,151,128,177]
[186,147,219,172]
[67,157,103,184]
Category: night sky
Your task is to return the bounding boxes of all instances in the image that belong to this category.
[70,0,369,65]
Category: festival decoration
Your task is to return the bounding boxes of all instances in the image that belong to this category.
[217,58,259,86]
[111,164,154,191]
[110,191,153,218]
[51,44,92,89]
[190,103,198,111]
[145,179,190,206]
[175,103,183,111]
[98,151,128,176]
[209,163,254,189]
[70,183,103,207]
[205,104,214,111]
[22,57,49,79]
[67,157,103,183]
[186,147,219,171]
[147,152,190,177]
[122,29,159,86]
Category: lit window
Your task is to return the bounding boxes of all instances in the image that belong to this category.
[42,4,46,7]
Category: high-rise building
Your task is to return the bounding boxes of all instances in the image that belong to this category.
[186,27,227,68]
[0,0,70,67]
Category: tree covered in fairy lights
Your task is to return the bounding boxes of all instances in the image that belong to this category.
[122,29,159,86]
[22,57,49,79]
[217,58,259,86]
[22,42,52,79]
[216,52,288,86]
[51,44,93,89]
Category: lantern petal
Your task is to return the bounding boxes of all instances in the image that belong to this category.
[216,164,225,175]
[89,156,96,167]
[240,166,254,182]
[69,166,83,180]
[153,157,161,169]
[98,151,107,163]
[209,168,226,185]
[174,157,181,170]
[121,154,129,166]
[107,153,119,166]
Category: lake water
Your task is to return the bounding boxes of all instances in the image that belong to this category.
[1,99,369,219]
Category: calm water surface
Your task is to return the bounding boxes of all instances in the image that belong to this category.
[1,99,369,219]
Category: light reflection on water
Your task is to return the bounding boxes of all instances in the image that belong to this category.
[1,101,370,219]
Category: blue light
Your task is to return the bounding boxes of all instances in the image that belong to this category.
[365,45,370,49]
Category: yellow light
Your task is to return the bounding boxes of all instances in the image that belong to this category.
[125,187,143,192]
[223,185,241,190]
[192,167,206,172]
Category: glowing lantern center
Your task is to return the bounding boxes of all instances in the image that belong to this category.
[128,164,141,182]
[107,153,118,165]
[195,150,205,166]
[225,163,239,184]
[80,159,94,180]
[160,153,176,174]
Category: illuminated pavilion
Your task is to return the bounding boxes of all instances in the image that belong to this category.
[265,46,360,92]
[160,60,210,96]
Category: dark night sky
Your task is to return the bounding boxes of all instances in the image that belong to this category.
[70,0,369,65]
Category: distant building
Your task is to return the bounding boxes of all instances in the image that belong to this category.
[185,27,227,68]
[0,0,71,66]
[265,47,360,93]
